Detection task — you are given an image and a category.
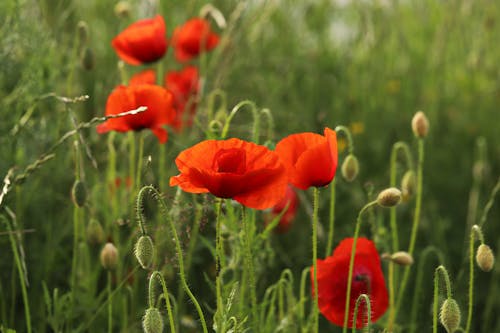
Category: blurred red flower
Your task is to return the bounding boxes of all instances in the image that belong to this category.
[265,185,298,233]
[275,127,338,190]
[96,84,175,143]
[112,15,167,65]
[129,69,156,85]
[170,138,287,209]
[312,237,389,329]
[171,18,219,62]
[165,66,199,130]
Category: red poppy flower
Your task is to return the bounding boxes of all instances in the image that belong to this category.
[265,185,299,233]
[312,237,389,329]
[171,18,219,62]
[165,66,199,130]
[129,69,156,85]
[112,15,167,65]
[96,84,175,143]
[275,127,338,190]
[169,138,287,209]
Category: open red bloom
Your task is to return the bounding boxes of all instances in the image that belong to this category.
[165,66,199,130]
[312,238,389,329]
[96,84,175,143]
[265,185,299,233]
[170,138,287,209]
[171,18,219,62]
[275,127,338,190]
[112,15,167,65]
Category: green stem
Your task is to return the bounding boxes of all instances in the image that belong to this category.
[394,138,425,318]
[214,199,225,332]
[433,265,453,333]
[387,261,395,332]
[243,207,258,330]
[342,201,378,333]
[149,271,176,333]
[312,187,320,333]
[158,144,166,192]
[107,271,112,333]
[351,294,371,333]
[128,132,136,208]
[325,180,336,257]
[1,214,31,333]
[299,266,310,330]
[135,132,144,195]
[465,225,484,333]
[220,101,259,141]
[106,132,118,220]
[334,126,355,154]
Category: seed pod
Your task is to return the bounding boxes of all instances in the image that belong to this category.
[100,242,118,270]
[341,154,359,182]
[401,170,416,202]
[440,298,461,333]
[390,251,414,266]
[411,111,429,138]
[71,180,87,207]
[376,187,402,208]
[142,307,164,333]
[80,47,95,71]
[134,235,155,269]
[86,219,104,245]
[476,244,495,272]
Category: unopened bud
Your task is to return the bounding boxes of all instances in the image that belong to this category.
[77,21,89,44]
[114,1,131,18]
[134,235,155,269]
[86,219,104,245]
[440,298,461,333]
[142,307,164,333]
[341,154,359,182]
[71,180,87,207]
[80,47,95,71]
[377,187,402,207]
[100,242,118,270]
[401,170,416,202]
[476,244,495,272]
[390,251,414,266]
[411,111,429,138]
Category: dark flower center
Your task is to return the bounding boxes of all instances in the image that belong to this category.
[354,273,372,294]
[213,148,247,174]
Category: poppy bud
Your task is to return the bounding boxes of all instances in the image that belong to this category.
[134,235,155,269]
[100,242,118,270]
[71,180,87,207]
[142,307,164,333]
[411,111,429,138]
[86,219,104,245]
[341,154,359,182]
[440,298,461,333]
[80,47,94,71]
[77,21,89,45]
[114,1,131,18]
[476,244,495,272]
[376,187,402,207]
[390,251,414,266]
[401,170,416,202]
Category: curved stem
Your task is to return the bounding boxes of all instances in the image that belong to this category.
[312,188,320,333]
[299,266,310,329]
[206,89,227,123]
[334,126,355,154]
[342,201,378,333]
[351,294,371,333]
[220,100,259,142]
[433,265,453,333]
[260,108,275,143]
[465,225,484,333]
[149,271,176,333]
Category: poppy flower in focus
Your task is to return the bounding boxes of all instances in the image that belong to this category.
[129,69,156,85]
[265,185,299,233]
[112,15,167,65]
[165,66,199,130]
[171,18,219,62]
[275,127,338,190]
[96,84,175,143]
[311,237,389,329]
[169,138,287,209]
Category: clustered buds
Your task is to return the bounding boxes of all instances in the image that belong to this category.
[142,307,164,333]
[411,111,429,138]
[100,242,118,270]
[341,154,359,182]
[377,187,402,208]
[71,180,87,207]
[476,244,495,272]
[134,235,155,269]
[440,298,461,333]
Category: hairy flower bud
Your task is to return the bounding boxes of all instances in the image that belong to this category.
[401,170,416,202]
[440,298,461,333]
[476,244,495,272]
[100,242,118,270]
[411,111,429,138]
[341,154,359,182]
[86,219,104,245]
[80,46,95,71]
[142,307,164,333]
[134,235,155,269]
[71,180,87,207]
[114,1,131,18]
[377,187,402,207]
[390,251,414,266]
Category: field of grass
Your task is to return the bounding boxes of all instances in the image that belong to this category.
[1,0,499,332]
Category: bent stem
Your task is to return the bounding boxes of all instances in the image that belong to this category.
[466,225,484,333]
[342,200,378,333]
[352,294,371,333]
[149,271,176,333]
[312,187,320,333]
[433,265,453,333]
[220,100,260,142]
